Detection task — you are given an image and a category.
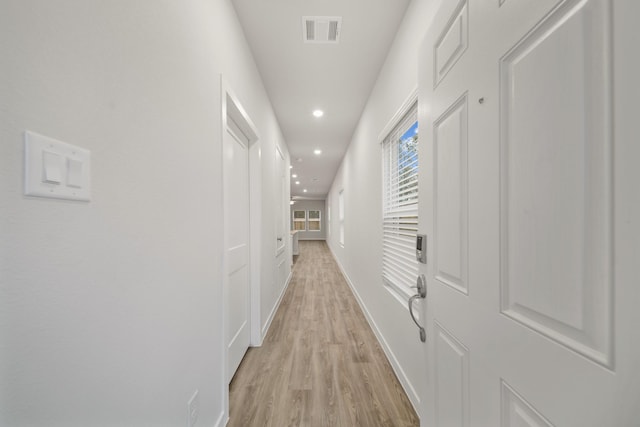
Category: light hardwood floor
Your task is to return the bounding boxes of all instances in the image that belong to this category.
[228,240,419,427]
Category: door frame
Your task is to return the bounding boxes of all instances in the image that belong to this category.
[220,76,261,411]
[275,144,286,257]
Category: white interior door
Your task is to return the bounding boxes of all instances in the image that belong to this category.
[275,147,287,287]
[418,0,640,425]
[224,122,250,383]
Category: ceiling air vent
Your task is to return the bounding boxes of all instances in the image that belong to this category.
[302,16,342,44]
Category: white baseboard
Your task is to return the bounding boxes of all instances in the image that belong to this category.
[327,246,421,414]
[260,270,293,339]
[214,410,226,427]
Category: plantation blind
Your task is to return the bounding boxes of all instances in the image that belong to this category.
[382,103,418,295]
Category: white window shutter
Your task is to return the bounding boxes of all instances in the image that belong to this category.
[382,104,419,297]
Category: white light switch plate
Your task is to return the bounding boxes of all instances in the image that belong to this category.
[24,131,91,201]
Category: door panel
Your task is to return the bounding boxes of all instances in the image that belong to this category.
[499,0,612,366]
[418,0,639,425]
[433,93,468,295]
[434,322,469,427]
[434,0,468,88]
[224,126,250,382]
[500,380,553,427]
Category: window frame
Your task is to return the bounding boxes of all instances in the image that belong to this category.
[380,90,419,301]
[308,209,321,232]
[293,209,306,231]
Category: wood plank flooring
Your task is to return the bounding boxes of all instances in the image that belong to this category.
[228,240,419,427]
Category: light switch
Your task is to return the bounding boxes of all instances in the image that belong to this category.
[42,151,62,184]
[24,131,91,201]
[67,158,83,188]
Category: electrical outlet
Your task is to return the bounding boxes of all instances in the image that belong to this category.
[187,390,199,427]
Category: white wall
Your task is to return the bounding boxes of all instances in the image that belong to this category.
[326,0,443,412]
[0,1,289,426]
[290,200,326,240]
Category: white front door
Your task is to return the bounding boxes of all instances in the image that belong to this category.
[224,122,250,383]
[418,0,640,425]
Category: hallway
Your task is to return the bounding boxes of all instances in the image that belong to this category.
[228,241,419,427]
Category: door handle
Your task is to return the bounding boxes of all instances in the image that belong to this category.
[409,274,427,342]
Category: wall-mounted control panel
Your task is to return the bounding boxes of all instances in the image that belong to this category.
[416,234,427,264]
[24,131,91,201]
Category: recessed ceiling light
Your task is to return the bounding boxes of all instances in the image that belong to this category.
[292,174,298,178]
[314,149,322,155]
[289,165,293,169]
[312,110,324,118]
[295,181,300,185]
[303,189,308,193]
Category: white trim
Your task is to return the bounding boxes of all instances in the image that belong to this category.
[327,245,421,414]
[223,86,259,144]
[213,410,226,427]
[377,86,419,144]
[260,270,293,341]
[249,141,262,347]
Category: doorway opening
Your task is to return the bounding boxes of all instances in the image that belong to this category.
[221,79,260,391]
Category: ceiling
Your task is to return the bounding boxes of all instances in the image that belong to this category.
[231,0,412,200]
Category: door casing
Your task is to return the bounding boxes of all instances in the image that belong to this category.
[221,76,261,413]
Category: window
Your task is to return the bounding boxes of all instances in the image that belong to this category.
[382,102,418,297]
[308,210,321,231]
[338,190,345,246]
[293,210,306,231]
